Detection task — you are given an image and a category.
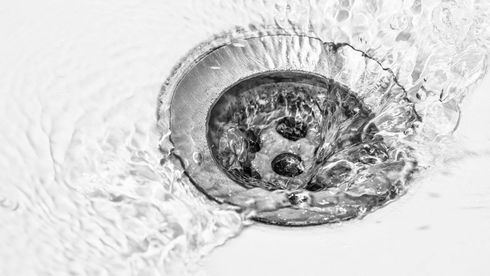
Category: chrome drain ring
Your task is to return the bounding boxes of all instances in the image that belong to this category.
[161,33,417,226]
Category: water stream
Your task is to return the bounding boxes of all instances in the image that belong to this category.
[0,0,489,275]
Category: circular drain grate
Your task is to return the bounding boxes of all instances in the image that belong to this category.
[163,33,417,226]
[206,71,372,192]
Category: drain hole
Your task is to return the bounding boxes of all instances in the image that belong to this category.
[206,71,373,190]
[276,116,308,141]
[304,182,324,192]
[168,34,418,226]
[271,153,304,177]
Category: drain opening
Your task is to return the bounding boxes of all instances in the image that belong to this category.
[271,153,304,177]
[166,34,417,226]
[207,71,373,192]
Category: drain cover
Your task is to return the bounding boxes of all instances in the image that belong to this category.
[163,33,417,226]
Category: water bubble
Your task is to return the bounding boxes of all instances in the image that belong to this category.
[336,10,350,22]
[192,152,203,165]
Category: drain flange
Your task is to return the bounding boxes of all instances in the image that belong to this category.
[163,33,417,226]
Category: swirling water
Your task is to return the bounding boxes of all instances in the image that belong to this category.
[204,69,417,223]
[0,0,489,275]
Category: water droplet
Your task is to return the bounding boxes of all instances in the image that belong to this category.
[193,152,203,165]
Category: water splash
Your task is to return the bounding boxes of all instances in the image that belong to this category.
[203,69,416,224]
[160,0,489,268]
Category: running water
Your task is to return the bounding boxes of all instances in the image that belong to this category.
[204,69,417,223]
[0,0,488,275]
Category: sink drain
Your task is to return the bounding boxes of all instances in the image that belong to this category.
[207,71,372,191]
[162,32,418,226]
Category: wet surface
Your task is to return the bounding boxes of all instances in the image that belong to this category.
[1,0,489,275]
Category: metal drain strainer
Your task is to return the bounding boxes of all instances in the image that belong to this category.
[162,33,417,226]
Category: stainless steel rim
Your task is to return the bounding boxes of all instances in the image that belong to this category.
[163,33,412,226]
